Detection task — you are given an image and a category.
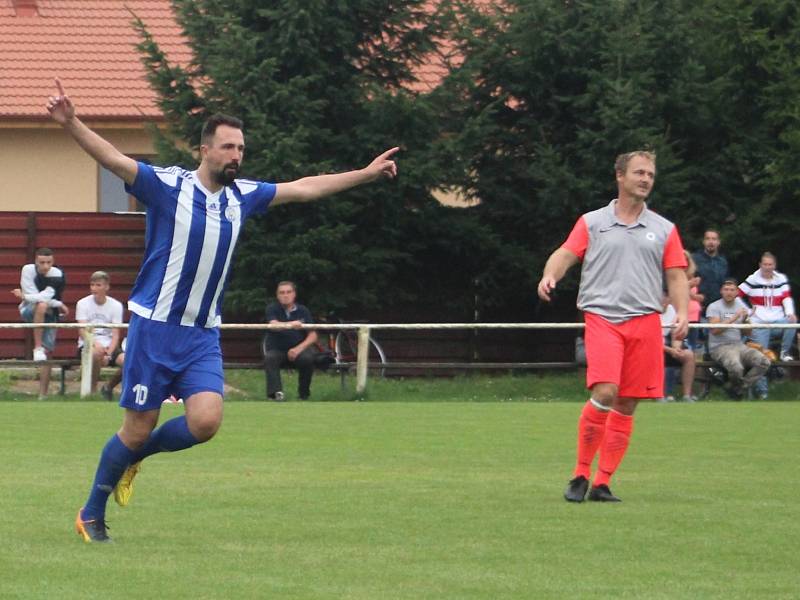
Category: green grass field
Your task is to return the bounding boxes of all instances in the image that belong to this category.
[1,383,797,599]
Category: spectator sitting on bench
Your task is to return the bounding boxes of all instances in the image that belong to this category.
[263,281,317,401]
[76,271,124,396]
[738,251,796,362]
[12,247,69,398]
[707,278,771,399]
[102,337,126,401]
[660,296,697,402]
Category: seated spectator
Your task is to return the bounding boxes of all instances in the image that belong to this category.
[707,279,771,399]
[660,297,697,402]
[263,281,317,401]
[75,271,124,396]
[738,252,797,362]
[12,247,69,398]
[684,251,704,353]
[102,337,126,401]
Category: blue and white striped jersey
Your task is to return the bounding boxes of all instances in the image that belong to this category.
[125,162,276,328]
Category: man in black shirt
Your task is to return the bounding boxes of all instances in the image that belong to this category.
[692,229,729,310]
[263,281,317,401]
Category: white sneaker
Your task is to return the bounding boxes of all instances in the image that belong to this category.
[780,352,793,362]
[32,347,47,362]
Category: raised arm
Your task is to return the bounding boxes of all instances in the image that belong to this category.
[272,147,399,206]
[46,79,138,185]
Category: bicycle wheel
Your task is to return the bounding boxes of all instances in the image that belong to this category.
[335,330,387,377]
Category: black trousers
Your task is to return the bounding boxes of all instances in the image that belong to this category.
[264,347,316,399]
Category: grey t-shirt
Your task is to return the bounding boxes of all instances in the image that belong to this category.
[706,297,749,350]
[563,200,686,323]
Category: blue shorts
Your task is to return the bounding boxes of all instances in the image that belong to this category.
[120,314,224,411]
[20,304,59,351]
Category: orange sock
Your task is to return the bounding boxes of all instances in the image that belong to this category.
[593,410,634,488]
[573,400,610,479]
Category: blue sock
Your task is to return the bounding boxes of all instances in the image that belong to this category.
[83,434,137,521]
[132,416,199,463]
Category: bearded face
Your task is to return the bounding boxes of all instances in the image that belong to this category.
[214,161,240,186]
[202,124,245,187]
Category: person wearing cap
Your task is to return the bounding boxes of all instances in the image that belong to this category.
[76,271,124,395]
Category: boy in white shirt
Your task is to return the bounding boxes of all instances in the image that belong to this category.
[76,271,124,395]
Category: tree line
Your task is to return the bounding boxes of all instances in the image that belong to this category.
[134,0,800,321]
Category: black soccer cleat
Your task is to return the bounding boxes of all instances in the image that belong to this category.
[564,475,590,502]
[587,484,622,503]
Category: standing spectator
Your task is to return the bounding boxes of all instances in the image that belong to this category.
[12,248,69,398]
[707,279,771,399]
[537,150,688,503]
[692,229,729,310]
[739,252,796,361]
[76,271,124,395]
[263,281,318,401]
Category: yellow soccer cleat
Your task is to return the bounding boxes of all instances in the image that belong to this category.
[113,461,141,507]
[75,508,111,543]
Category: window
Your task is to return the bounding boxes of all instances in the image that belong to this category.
[98,157,153,212]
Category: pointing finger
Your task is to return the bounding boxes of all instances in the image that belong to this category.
[55,78,65,97]
[378,146,400,160]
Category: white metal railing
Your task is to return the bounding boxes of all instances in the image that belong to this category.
[2,321,799,397]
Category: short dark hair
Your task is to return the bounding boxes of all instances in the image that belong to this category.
[201,113,244,145]
[721,278,738,287]
[35,247,53,257]
[703,228,721,238]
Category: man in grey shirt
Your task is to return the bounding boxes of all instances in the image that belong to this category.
[538,150,689,503]
[706,278,771,399]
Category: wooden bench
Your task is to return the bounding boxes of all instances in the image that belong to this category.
[691,359,800,398]
[0,359,353,396]
[0,359,81,395]
[224,360,354,392]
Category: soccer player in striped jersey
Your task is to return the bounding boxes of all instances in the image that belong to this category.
[537,151,689,503]
[46,79,398,543]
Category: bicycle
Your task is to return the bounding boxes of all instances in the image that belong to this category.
[321,314,388,377]
[260,314,388,377]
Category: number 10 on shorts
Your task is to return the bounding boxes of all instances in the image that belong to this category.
[133,384,149,405]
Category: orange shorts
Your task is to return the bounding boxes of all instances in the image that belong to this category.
[584,311,663,398]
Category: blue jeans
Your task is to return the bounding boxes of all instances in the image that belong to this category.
[20,303,58,350]
[750,318,796,397]
[749,318,795,356]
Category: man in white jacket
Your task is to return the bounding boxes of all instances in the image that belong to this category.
[12,248,69,397]
[739,252,796,362]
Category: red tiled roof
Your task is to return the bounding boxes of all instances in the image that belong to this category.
[0,0,191,120]
[409,0,495,93]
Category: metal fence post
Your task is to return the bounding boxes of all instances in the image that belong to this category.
[355,326,370,396]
